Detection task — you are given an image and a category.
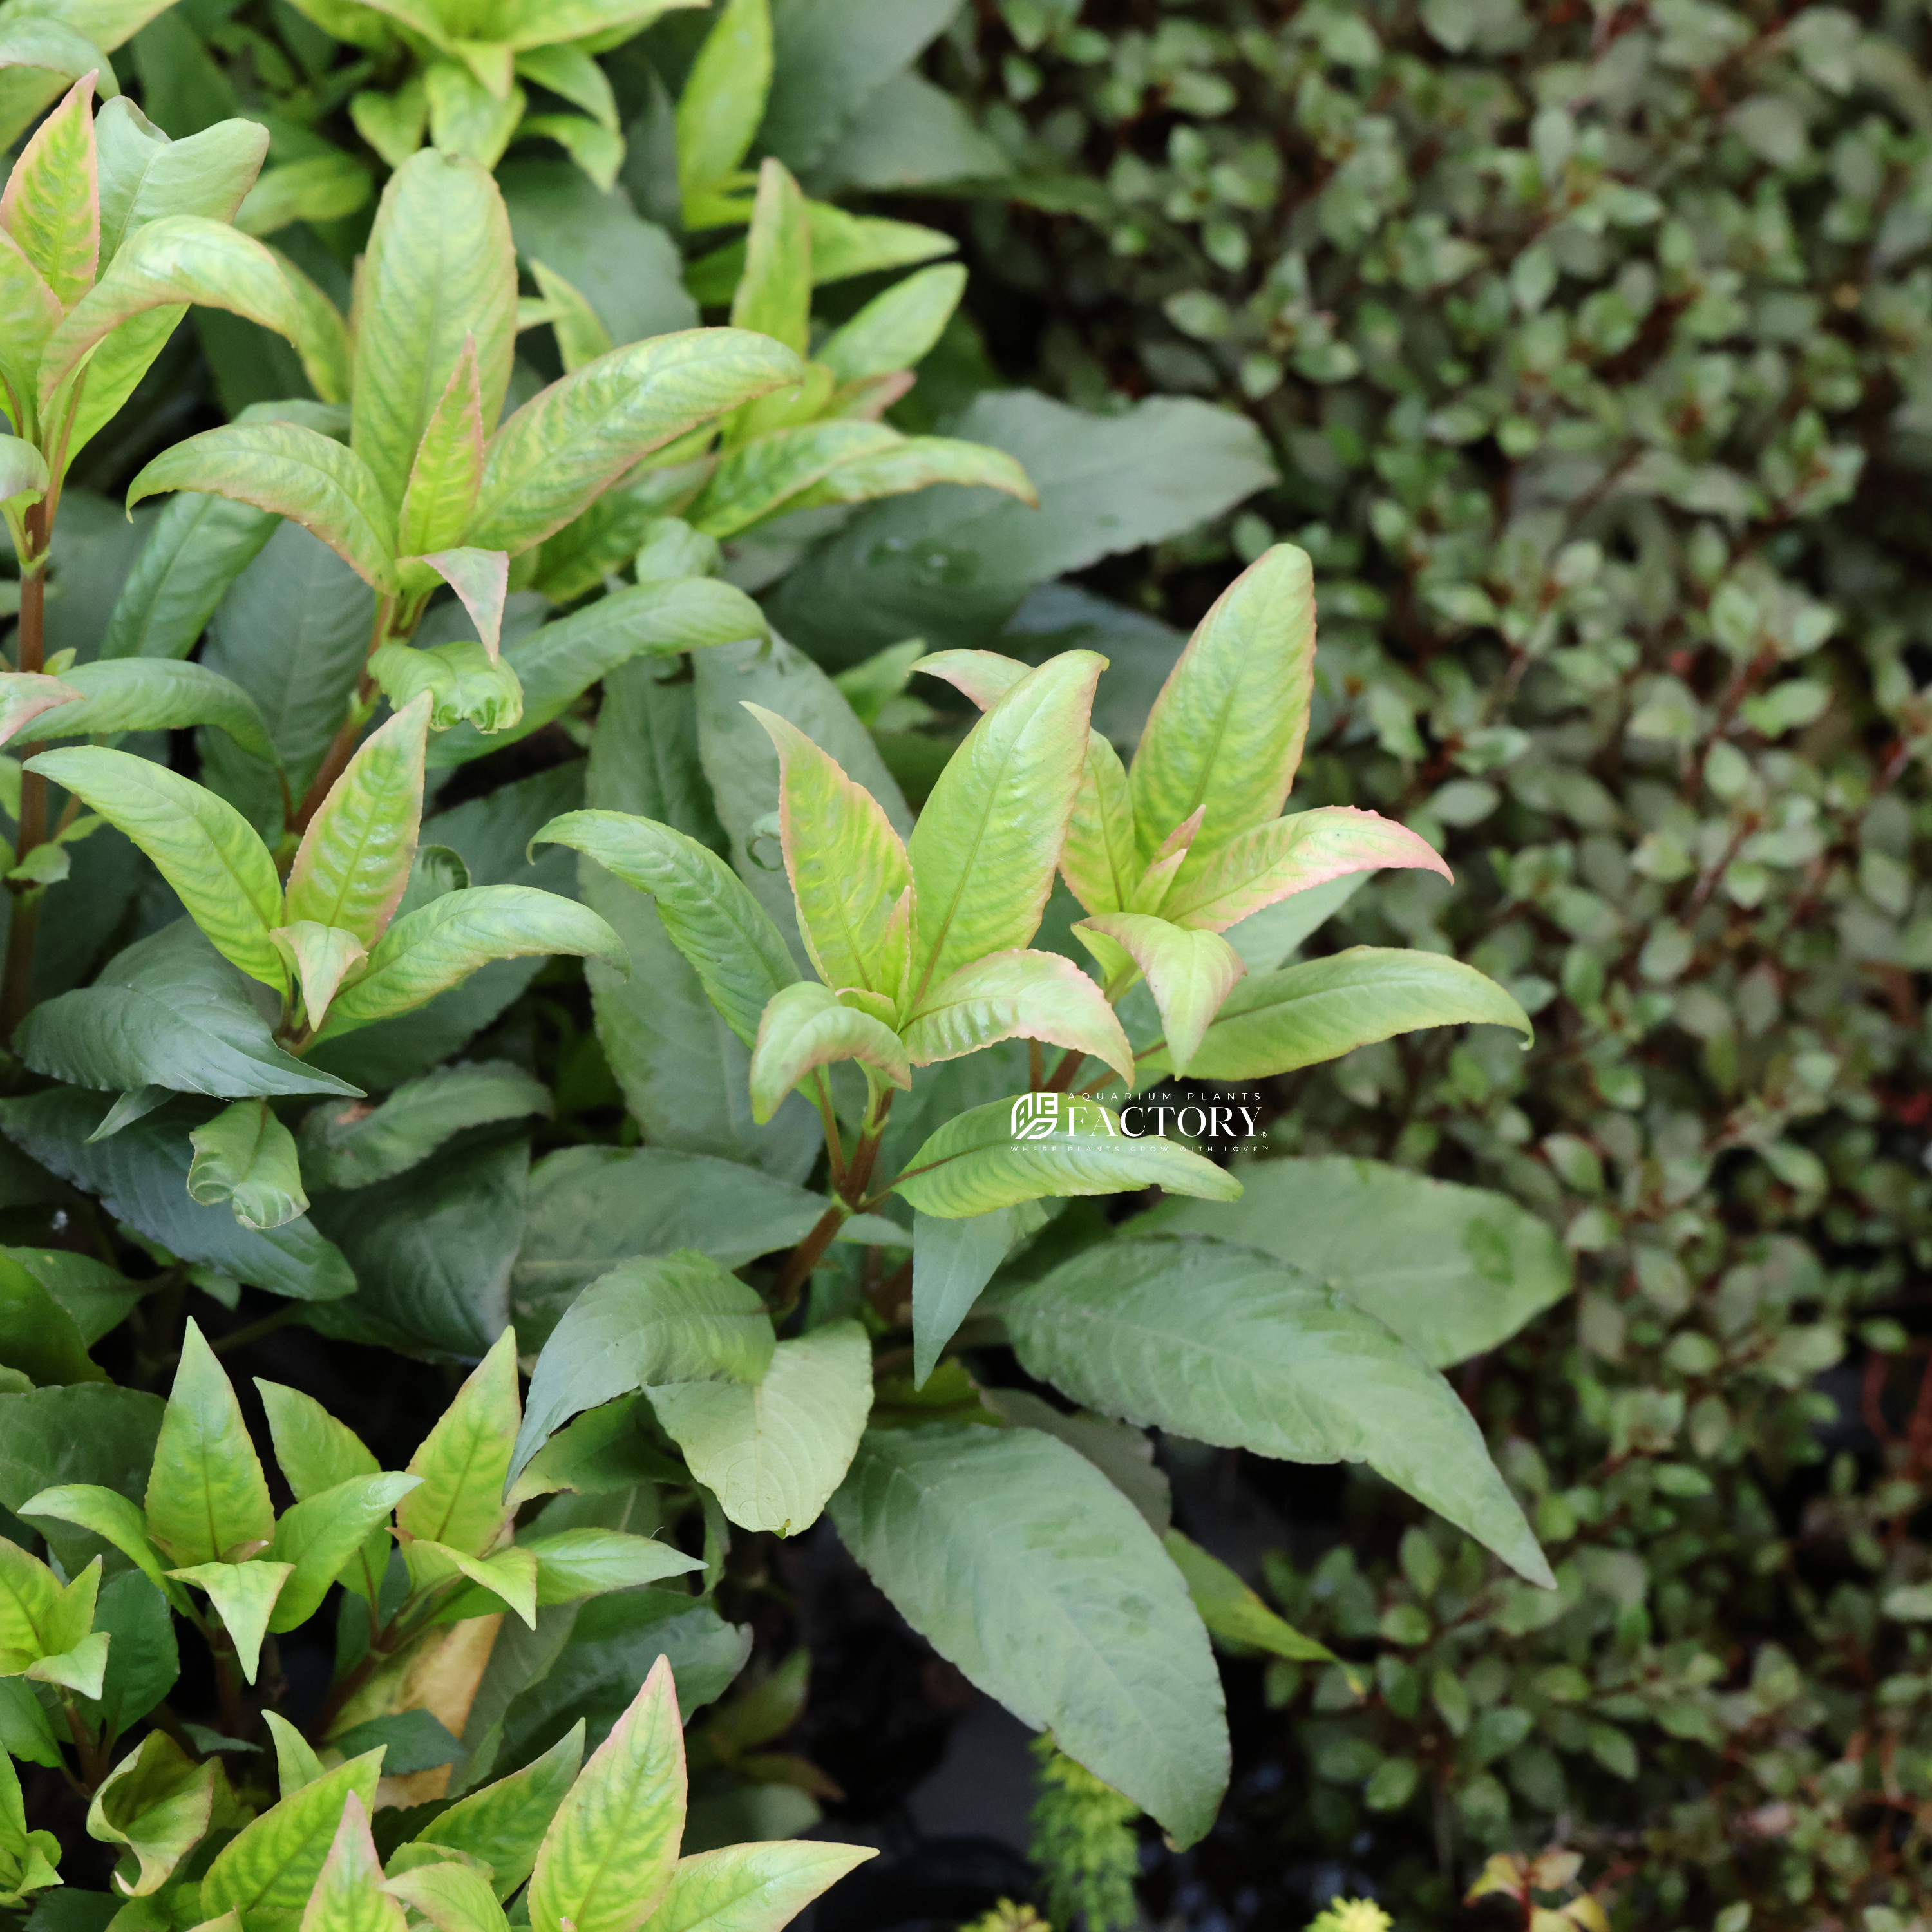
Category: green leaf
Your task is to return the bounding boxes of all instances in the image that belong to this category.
[408,1723,583,1900]
[0,1092,352,1300]
[528,258,614,372]
[20,1482,168,1593]
[397,1329,520,1560]
[433,578,769,766]
[0,437,48,506]
[267,1471,418,1631]
[642,1842,878,1932]
[1070,915,1242,1079]
[892,1095,1240,1219]
[256,1381,377,1497]
[126,421,397,592]
[187,1099,308,1232]
[910,1204,1044,1388]
[0,229,60,432]
[7,659,265,759]
[352,149,518,525]
[301,1794,404,1932]
[674,0,769,221]
[1126,544,1317,864]
[0,673,80,744]
[465,328,805,556]
[384,1860,509,1932]
[818,264,966,383]
[524,1528,702,1605]
[86,1730,216,1896]
[287,692,432,950]
[398,334,486,563]
[906,652,1103,1005]
[410,546,508,656]
[76,1567,178,1739]
[300,1061,549,1190]
[95,100,267,264]
[0,1384,164,1580]
[370,639,523,735]
[37,214,321,412]
[513,1252,775,1481]
[0,72,97,309]
[688,421,893,538]
[1146,946,1533,1082]
[536,811,797,1047]
[201,1750,385,1924]
[0,1251,102,1386]
[265,1709,325,1796]
[744,704,908,999]
[404,1537,538,1627]
[653,1322,871,1537]
[1160,807,1450,933]
[904,950,1132,1087]
[1160,1530,1341,1665]
[527,1653,684,1932]
[776,434,1036,524]
[25,746,285,990]
[748,983,907,1125]
[316,886,625,1040]
[235,153,372,240]
[166,1557,292,1681]
[728,158,810,359]
[146,1316,274,1567]
[1143,1157,1572,1370]
[1001,1235,1553,1586]
[829,1423,1226,1844]
[100,495,280,661]
[271,923,368,1033]
[425,62,526,171]
[0,1536,102,1688]
[684,203,952,305]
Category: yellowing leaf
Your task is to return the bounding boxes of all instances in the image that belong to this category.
[528,1654,685,1932]
[413,547,509,657]
[384,1859,508,1932]
[201,1752,386,1924]
[397,334,486,561]
[166,1559,292,1683]
[1072,914,1245,1079]
[748,982,907,1125]
[902,949,1133,1089]
[300,1794,404,1932]
[408,1723,583,1900]
[0,73,97,308]
[270,923,368,1033]
[145,1316,274,1568]
[398,1329,519,1559]
[642,1841,876,1932]
[86,1731,216,1897]
[269,1472,419,1631]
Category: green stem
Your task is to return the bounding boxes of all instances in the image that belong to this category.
[1,499,52,1042]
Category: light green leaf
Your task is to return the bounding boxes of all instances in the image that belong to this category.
[1146,946,1533,1082]
[536,810,797,1046]
[0,1537,100,1683]
[779,435,1036,522]
[26,746,284,989]
[187,1099,308,1232]
[688,421,896,538]
[425,61,526,169]
[301,1794,404,1932]
[819,264,966,383]
[316,885,625,1039]
[235,152,371,240]
[0,229,60,429]
[398,1329,520,1559]
[301,1061,549,1190]
[168,1557,292,1681]
[17,921,356,1102]
[527,1653,684,1932]
[384,1860,509,1932]
[86,1730,216,1896]
[408,1723,583,1900]
[675,0,769,220]
[268,1471,418,1631]
[127,421,397,592]
[0,437,48,505]
[271,923,369,1033]
[466,328,805,556]
[1144,1157,1572,1370]
[95,100,267,265]
[654,1322,871,1536]
[744,703,907,999]
[265,1709,325,1797]
[524,1528,703,1605]
[37,215,314,412]
[643,1841,877,1932]
[433,578,768,766]
[1160,1530,1340,1665]
[398,334,486,563]
[352,149,518,524]
[1161,807,1450,933]
[370,639,523,735]
[515,44,616,131]
[829,1423,1226,1845]
[1071,914,1243,1079]
[256,1380,378,1498]
[685,204,954,305]
[748,983,909,1124]
[287,692,433,950]
[1127,544,1316,864]
[529,256,616,372]
[904,949,1132,1087]
[907,652,1103,1006]
[412,547,509,656]
[728,158,811,361]
[19,1482,169,1594]
[202,1750,386,1924]
[0,672,81,741]
[145,1316,274,1567]
[910,1202,1045,1388]
[18,658,274,759]
[0,72,96,310]
[513,1251,776,1481]
[891,1095,1240,1220]
[1002,1235,1553,1586]
[404,1537,539,1627]
[1222,871,1367,970]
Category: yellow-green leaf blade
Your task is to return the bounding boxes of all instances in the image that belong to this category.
[902,949,1132,1088]
[0,73,97,308]
[85,1732,216,1897]
[299,1794,404,1932]
[144,1317,274,1567]
[201,1752,386,1925]
[166,1558,292,1683]
[749,983,907,1126]
[397,333,486,560]
[397,1329,519,1558]
[1072,914,1244,1080]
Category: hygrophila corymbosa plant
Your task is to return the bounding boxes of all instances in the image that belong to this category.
[0,1314,869,1917]
[521,541,1558,1846]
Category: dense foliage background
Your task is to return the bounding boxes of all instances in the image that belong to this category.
[6,0,1932,1927]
